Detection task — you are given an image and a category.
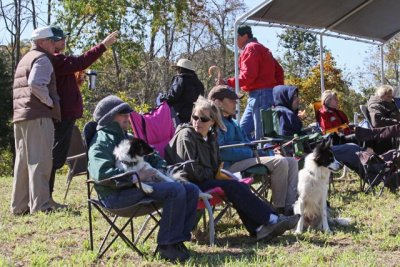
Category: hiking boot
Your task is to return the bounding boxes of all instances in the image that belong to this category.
[175,242,190,257]
[158,244,189,263]
[257,214,300,241]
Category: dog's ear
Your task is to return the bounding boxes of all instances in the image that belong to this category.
[325,137,333,148]
[138,139,154,155]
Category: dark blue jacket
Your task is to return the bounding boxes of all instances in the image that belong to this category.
[273,85,303,136]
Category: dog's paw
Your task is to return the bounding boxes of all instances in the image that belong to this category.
[294,230,303,235]
[199,192,212,199]
[141,183,154,194]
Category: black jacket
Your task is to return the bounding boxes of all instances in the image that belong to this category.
[163,73,204,123]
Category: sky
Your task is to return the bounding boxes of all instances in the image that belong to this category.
[245,0,378,88]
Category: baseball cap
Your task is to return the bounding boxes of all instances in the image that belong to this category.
[31,26,63,41]
[208,85,243,101]
[51,26,70,40]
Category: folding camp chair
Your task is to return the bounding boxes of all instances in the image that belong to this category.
[357,149,400,196]
[129,102,254,245]
[219,142,272,202]
[260,108,318,158]
[83,121,162,259]
[313,100,350,135]
[359,105,372,129]
[64,125,87,201]
[312,101,350,183]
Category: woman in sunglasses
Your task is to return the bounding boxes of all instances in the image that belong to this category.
[165,96,299,242]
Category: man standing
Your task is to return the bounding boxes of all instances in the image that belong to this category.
[50,27,118,206]
[11,26,62,214]
[222,25,284,141]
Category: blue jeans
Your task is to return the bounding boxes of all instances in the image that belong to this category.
[196,179,273,235]
[240,88,274,141]
[100,182,199,245]
[332,143,363,172]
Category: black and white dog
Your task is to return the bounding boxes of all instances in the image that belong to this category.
[293,139,342,234]
[114,138,211,199]
[113,138,176,194]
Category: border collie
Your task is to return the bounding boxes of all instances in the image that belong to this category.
[293,139,342,234]
[114,138,211,199]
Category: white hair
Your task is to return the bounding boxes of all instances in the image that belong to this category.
[375,85,394,97]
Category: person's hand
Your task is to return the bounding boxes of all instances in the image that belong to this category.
[101,31,119,48]
[298,109,306,120]
[217,78,226,86]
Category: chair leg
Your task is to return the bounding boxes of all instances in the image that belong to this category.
[202,199,215,246]
[88,201,94,251]
[64,177,72,203]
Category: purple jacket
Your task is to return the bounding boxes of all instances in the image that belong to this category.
[53,44,107,120]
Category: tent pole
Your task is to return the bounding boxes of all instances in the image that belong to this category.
[320,34,325,94]
[233,22,240,120]
[380,44,385,85]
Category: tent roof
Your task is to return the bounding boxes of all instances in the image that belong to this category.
[247,0,400,43]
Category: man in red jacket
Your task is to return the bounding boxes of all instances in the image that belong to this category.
[221,25,284,141]
[50,26,118,207]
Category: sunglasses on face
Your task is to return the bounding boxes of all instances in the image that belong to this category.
[191,115,211,122]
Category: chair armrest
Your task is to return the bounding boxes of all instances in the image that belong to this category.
[219,143,256,149]
[66,153,86,161]
[87,171,148,192]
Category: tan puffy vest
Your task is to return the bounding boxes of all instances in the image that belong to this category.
[13,48,61,123]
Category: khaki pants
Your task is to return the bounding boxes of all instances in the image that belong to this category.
[228,156,298,209]
[11,118,54,214]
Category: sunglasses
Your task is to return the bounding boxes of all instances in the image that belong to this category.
[191,115,211,122]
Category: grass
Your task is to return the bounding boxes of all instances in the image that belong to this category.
[1,173,400,266]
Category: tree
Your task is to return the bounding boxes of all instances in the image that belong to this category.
[358,35,400,98]
[289,52,363,126]
[0,49,14,176]
[277,29,320,79]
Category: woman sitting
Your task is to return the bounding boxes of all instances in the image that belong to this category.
[367,85,400,154]
[164,96,299,241]
[318,90,351,135]
[88,95,199,262]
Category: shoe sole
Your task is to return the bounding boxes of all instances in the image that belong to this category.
[257,220,287,241]
[257,215,301,242]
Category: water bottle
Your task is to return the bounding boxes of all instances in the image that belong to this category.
[86,69,97,90]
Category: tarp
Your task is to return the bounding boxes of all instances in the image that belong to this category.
[247,0,400,43]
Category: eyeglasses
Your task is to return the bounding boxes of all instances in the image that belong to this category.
[191,115,211,122]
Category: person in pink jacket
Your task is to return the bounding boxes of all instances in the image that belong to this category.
[50,26,118,207]
[221,25,284,141]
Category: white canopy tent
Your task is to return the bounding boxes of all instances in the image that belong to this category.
[234,0,400,118]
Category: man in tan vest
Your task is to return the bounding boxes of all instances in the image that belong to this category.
[11,26,62,214]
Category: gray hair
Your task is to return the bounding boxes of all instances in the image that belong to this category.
[375,85,394,97]
[192,96,227,132]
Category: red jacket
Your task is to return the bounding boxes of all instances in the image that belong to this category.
[53,44,107,120]
[227,39,284,92]
[318,105,351,135]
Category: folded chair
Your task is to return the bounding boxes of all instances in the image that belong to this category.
[83,121,162,259]
[64,125,87,201]
[129,102,254,245]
